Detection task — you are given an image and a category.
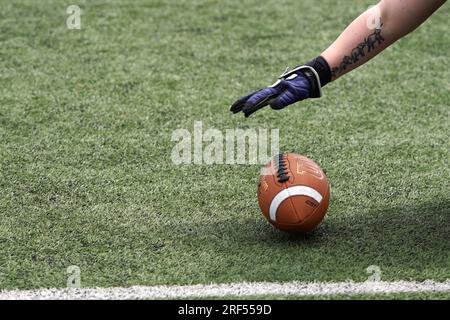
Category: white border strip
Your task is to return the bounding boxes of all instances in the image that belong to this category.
[1,280,449,300]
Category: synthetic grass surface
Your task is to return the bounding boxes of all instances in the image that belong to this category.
[0,0,448,296]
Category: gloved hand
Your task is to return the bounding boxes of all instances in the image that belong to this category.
[230,57,332,117]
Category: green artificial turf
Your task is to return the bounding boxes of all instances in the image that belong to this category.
[0,0,449,299]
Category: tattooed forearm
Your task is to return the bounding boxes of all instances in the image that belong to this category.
[330,25,385,78]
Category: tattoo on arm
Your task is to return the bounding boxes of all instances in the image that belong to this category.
[331,24,385,78]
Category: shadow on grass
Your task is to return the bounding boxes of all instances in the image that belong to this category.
[169,199,450,272]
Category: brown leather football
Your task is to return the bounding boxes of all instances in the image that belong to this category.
[258,153,330,233]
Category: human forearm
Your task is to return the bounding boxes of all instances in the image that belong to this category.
[230,0,446,117]
[322,0,446,80]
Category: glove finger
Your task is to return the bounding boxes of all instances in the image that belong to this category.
[241,86,280,115]
[243,80,289,117]
[270,83,310,110]
[269,90,297,110]
[245,85,281,108]
[243,92,279,117]
[230,90,259,113]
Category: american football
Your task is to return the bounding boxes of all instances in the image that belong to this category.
[258,153,330,233]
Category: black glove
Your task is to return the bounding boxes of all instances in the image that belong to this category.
[230,56,332,117]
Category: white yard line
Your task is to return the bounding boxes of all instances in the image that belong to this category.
[1,280,450,300]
